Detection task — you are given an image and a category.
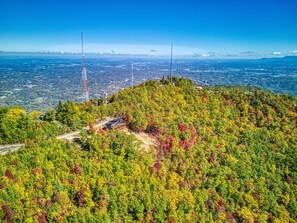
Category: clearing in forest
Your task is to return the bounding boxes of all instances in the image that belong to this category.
[121,126,158,152]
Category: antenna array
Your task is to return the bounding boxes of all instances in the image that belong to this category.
[81,32,89,102]
[170,42,173,82]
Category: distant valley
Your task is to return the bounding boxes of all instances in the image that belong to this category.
[0,54,296,112]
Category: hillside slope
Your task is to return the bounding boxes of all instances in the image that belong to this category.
[0,77,296,222]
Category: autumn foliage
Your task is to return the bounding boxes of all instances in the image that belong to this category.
[0,77,296,222]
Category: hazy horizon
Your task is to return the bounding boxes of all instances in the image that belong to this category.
[1,49,297,60]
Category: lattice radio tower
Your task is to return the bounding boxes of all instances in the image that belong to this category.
[81,32,89,102]
[131,63,134,89]
[170,42,173,82]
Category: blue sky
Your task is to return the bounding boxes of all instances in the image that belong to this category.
[0,0,297,57]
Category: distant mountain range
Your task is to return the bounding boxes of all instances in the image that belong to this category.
[258,56,297,63]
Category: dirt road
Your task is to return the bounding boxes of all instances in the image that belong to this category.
[1,117,157,155]
[1,117,114,155]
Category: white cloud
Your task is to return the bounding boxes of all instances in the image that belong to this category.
[272,51,282,55]
[202,54,210,57]
[288,50,297,55]
[200,52,217,57]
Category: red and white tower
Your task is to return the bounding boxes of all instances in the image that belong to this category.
[81,32,89,102]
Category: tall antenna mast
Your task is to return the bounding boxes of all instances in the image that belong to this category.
[170,42,173,83]
[81,32,89,102]
[131,63,134,89]
[95,78,98,98]
[113,64,117,94]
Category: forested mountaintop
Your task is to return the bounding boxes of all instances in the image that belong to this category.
[0,77,296,222]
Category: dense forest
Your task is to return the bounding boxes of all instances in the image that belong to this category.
[0,77,296,222]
